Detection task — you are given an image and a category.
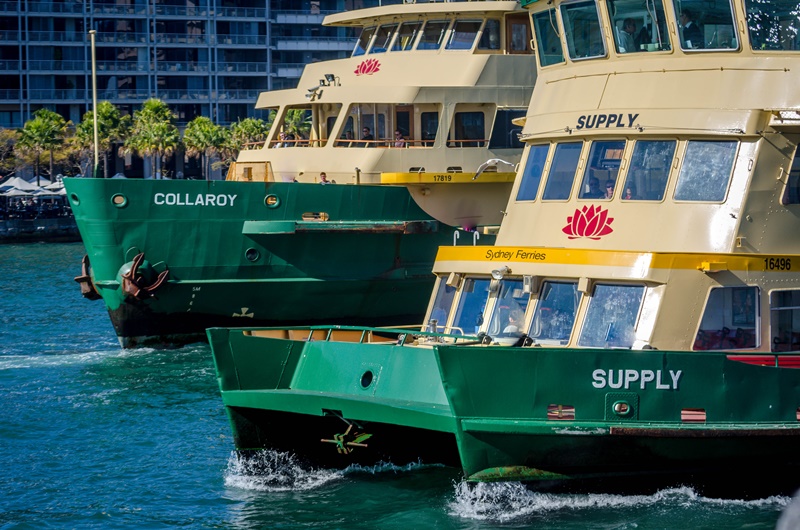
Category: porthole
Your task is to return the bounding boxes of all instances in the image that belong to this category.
[264,194,280,208]
[245,248,260,262]
[111,193,127,208]
[360,370,374,388]
[70,193,80,206]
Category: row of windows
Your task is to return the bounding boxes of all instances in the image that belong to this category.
[353,18,502,56]
[428,276,796,352]
[532,0,800,68]
[515,139,739,203]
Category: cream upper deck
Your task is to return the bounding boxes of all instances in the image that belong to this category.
[490,0,800,256]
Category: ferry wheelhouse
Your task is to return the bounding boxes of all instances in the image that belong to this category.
[209,0,800,497]
[66,0,534,348]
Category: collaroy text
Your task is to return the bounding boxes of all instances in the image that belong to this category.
[592,368,682,390]
[576,113,640,130]
[154,193,238,206]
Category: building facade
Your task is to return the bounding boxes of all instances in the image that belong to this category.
[0,0,385,129]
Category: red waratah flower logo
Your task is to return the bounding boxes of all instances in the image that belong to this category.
[354,59,380,76]
[562,205,614,240]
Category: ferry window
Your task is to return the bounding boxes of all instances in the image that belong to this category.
[369,23,397,54]
[694,286,759,350]
[449,111,484,148]
[392,21,422,51]
[560,0,606,60]
[507,15,532,53]
[771,290,800,352]
[335,117,355,147]
[426,278,457,332]
[488,109,525,150]
[578,284,645,348]
[417,20,449,50]
[579,140,625,200]
[452,278,491,335]
[674,140,737,202]
[421,111,438,146]
[486,280,530,338]
[542,142,582,200]
[528,281,581,346]
[673,0,737,50]
[781,146,800,204]
[608,0,671,53]
[353,26,375,57]
[446,20,482,50]
[623,140,676,201]
[516,144,549,201]
[533,10,565,66]
[746,0,800,51]
[478,19,501,50]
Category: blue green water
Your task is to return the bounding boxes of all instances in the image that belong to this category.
[0,243,795,529]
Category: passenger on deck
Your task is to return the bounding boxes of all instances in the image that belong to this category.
[623,183,638,200]
[583,177,605,199]
[362,127,374,147]
[619,18,637,53]
[679,9,704,49]
[503,309,525,334]
[605,180,615,199]
[394,130,406,148]
[319,172,335,184]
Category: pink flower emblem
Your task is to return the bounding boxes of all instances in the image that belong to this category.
[354,59,381,76]
[562,205,614,240]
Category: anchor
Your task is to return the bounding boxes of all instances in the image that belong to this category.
[74,254,102,300]
[321,423,373,455]
[121,252,170,301]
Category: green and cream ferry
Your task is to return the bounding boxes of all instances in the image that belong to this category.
[66,0,535,348]
[209,0,800,497]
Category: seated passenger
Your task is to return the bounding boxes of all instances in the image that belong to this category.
[619,18,637,53]
[582,176,605,199]
[503,309,524,335]
[605,180,615,199]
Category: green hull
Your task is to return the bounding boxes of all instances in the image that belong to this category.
[65,178,479,347]
[207,326,462,469]
[208,326,800,496]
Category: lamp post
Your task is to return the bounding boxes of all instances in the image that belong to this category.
[89,29,100,178]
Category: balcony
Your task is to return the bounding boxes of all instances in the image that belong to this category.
[92,3,147,16]
[27,59,85,72]
[153,33,210,45]
[24,31,87,43]
[95,32,148,44]
[28,89,85,101]
[216,6,266,19]
[153,4,210,17]
[154,62,209,73]
[27,1,85,14]
[0,1,16,12]
[273,10,336,25]
[0,89,21,101]
[274,36,354,52]
[97,61,149,73]
[0,60,20,71]
[215,34,267,46]
[217,62,267,73]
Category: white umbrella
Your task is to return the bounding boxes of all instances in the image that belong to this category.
[2,176,40,190]
[3,187,42,197]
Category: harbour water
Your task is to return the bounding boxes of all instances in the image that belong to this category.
[0,242,794,529]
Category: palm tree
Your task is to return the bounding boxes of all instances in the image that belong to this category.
[121,99,180,179]
[282,109,312,140]
[183,116,228,180]
[76,101,131,178]
[0,128,19,178]
[223,117,272,166]
[16,108,69,185]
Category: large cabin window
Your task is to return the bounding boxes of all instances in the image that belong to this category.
[746,0,800,51]
[353,26,375,57]
[516,144,549,201]
[446,20,482,50]
[771,290,800,352]
[579,140,625,200]
[674,140,737,202]
[369,23,397,54]
[392,21,422,51]
[781,145,800,204]
[528,281,581,345]
[452,278,491,335]
[486,280,530,338]
[488,109,525,150]
[542,142,582,200]
[478,19,501,50]
[421,111,439,146]
[417,20,450,50]
[578,284,645,348]
[560,0,606,60]
[694,286,759,350]
[448,109,485,148]
[607,0,672,53]
[427,277,457,332]
[672,0,737,50]
[533,10,565,66]
[622,140,676,201]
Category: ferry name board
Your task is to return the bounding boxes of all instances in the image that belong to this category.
[153,193,239,207]
[576,113,640,130]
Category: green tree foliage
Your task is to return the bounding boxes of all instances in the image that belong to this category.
[76,101,131,178]
[121,99,180,179]
[0,128,19,178]
[183,116,229,180]
[223,116,272,167]
[282,109,312,140]
[16,108,70,185]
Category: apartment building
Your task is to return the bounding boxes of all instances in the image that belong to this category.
[0,0,384,129]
